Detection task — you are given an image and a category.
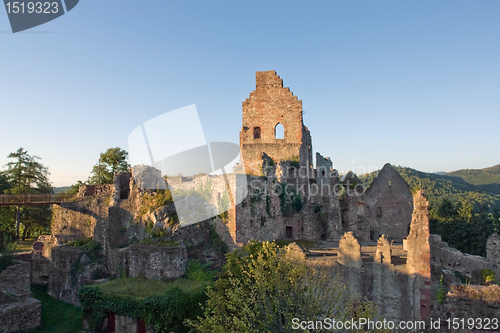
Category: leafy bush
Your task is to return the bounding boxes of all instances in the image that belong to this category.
[436,275,446,304]
[66,238,103,262]
[190,241,381,332]
[79,283,208,333]
[481,268,499,285]
[138,190,173,220]
[186,259,216,282]
[208,224,227,253]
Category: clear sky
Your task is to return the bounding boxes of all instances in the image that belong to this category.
[1,1,499,187]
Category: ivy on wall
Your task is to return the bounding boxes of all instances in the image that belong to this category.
[79,285,208,333]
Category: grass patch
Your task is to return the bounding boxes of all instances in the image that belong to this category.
[14,239,36,252]
[24,285,82,333]
[98,277,211,298]
[275,239,320,249]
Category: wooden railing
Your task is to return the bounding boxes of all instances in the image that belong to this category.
[0,193,78,206]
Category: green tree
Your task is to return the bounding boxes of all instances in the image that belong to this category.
[3,147,52,241]
[0,173,10,194]
[436,198,457,221]
[191,241,382,333]
[457,200,474,222]
[88,147,130,185]
[68,180,85,194]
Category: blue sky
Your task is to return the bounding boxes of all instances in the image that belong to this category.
[1,1,499,186]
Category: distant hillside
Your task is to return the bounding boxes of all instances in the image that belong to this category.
[447,164,500,196]
[360,166,500,210]
[53,186,71,194]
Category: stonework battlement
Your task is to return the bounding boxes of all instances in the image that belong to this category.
[255,70,285,88]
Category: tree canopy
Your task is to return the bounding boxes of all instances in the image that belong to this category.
[88,147,130,185]
[4,147,51,194]
[1,147,53,242]
[191,241,382,333]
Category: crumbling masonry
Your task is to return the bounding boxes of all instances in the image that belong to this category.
[11,70,500,331]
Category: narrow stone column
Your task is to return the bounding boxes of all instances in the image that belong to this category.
[406,191,431,320]
[338,231,362,269]
[374,234,392,265]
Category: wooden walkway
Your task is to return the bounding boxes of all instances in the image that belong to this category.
[0,193,78,206]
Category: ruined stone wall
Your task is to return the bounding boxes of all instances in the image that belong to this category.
[0,261,41,332]
[107,245,187,280]
[304,234,424,323]
[234,175,285,243]
[428,285,500,333]
[487,233,500,271]
[430,234,500,279]
[0,261,31,299]
[231,154,347,243]
[48,246,84,306]
[0,298,41,333]
[51,184,113,243]
[240,70,312,175]
[48,246,107,306]
[365,163,413,241]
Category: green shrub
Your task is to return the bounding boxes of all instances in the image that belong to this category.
[138,190,173,220]
[66,238,103,262]
[0,254,14,274]
[186,259,216,282]
[481,268,499,285]
[436,275,446,304]
[208,224,227,253]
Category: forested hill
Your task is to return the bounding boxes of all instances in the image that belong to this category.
[360,166,500,210]
[447,164,500,196]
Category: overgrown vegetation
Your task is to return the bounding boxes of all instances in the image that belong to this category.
[66,238,104,263]
[481,268,499,285]
[97,277,211,297]
[138,237,179,246]
[217,190,230,224]
[190,240,385,332]
[288,155,300,168]
[80,277,210,332]
[436,275,446,304]
[0,254,14,274]
[0,239,18,273]
[26,285,83,333]
[137,190,173,220]
[429,198,500,256]
[275,183,304,215]
[186,259,217,282]
[208,224,227,253]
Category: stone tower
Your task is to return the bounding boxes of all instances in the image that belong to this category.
[239,70,313,175]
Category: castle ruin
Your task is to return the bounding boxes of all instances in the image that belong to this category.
[4,70,500,332]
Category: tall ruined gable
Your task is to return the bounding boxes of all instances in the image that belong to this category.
[240,70,312,175]
[365,163,413,241]
[406,190,431,320]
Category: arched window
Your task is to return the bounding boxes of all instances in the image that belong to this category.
[275,123,284,139]
[253,127,261,139]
